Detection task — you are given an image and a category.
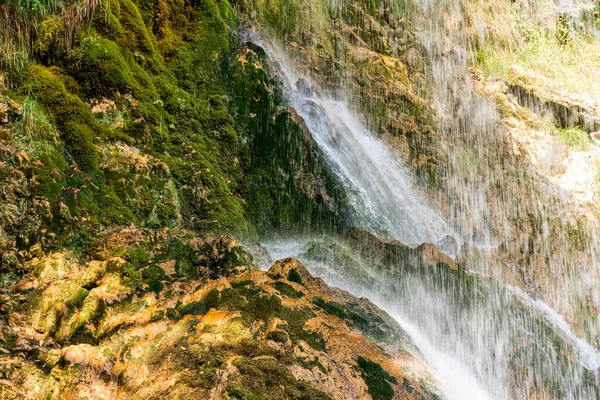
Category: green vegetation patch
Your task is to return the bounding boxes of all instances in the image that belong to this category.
[266,330,289,344]
[287,268,303,284]
[313,298,347,319]
[0,332,17,351]
[228,357,331,400]
[549,124,590,151]
[356,356,397,400]
[313,298,391,342]
[273,282,304,298]
[18,64,102,173]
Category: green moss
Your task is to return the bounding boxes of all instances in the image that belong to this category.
[18,65,101,173]
[287,268,303,284]
[124,246,152,269]
[226,44,348,236]
[313,298,391,342]
[0,332,17,350]
[99,186,138,225]
[266,330,289,343]
[141,265,169,294]
[166,307,181,321]
[357,356,397,400]
[273,282,304,299]
[243,294,325,351]
[150,310,165,322]
[178,289,220,316]
[73,34,138,96]
[100,0,160,65]
[121,262,143,290]
[229,357,331,400]
[68,294,105,344]
[313,298,347,319]
[155,237,197,277]
[215,245,251,276]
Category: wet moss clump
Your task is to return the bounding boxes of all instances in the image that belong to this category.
[123,246,152,269]
[120,262,143,290]
[356,356,397,400]
[287,268,303,284]
[228,357,332,400]
[141,265,169,294]
[273,282,304,298]
[72,34,139,97]
[313,298,347,319]
[266,330,288,343]
[244,293,325,351]
[178,290,220,316]
[18,65,101,174]
[313,298,391,342]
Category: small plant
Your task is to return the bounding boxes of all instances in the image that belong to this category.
[555,126,590,151]
[542,116,590,151]
[555,12,575,46]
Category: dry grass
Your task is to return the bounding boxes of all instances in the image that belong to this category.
[468,0,600,97]
[0,0,103,68]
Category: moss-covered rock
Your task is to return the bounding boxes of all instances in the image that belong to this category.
[1,229,439,399]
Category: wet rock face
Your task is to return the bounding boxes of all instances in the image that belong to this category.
[228,43,349,236]
[238,0,434,137]
[506,70,600,134]
[0,228,441,399]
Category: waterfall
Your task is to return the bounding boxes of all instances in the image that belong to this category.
[243,0,600,397]
[261,236,600,399]
[410,0,600,366]
[251,34,454,247]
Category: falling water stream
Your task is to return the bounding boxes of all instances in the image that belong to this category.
[256,38,453,247]
[245,1,600,397]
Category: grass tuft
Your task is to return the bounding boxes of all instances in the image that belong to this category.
[0,0,103,68]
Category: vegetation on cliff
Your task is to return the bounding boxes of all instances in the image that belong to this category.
[0,0,349,274]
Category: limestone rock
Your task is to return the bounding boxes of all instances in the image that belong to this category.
[0,229,442,399]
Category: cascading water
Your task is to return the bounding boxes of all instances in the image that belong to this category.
[252,35,453,247]
[411,0,600,328]
[242,0,600,398]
